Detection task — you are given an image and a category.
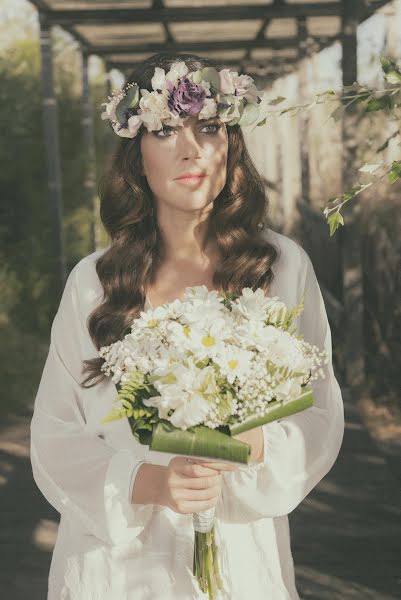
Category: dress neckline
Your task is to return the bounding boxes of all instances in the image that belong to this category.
[144,294,153,309]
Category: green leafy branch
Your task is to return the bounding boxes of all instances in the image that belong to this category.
[255,55,401,235]
[323,159,401,235]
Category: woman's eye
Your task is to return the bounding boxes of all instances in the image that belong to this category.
[153,122,221,138]
[202,124,221,134]
[154,126,174,138]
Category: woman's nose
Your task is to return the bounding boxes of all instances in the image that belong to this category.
[177,127,201,158]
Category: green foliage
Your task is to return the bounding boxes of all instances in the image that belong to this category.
[115,83,139,124]
[0,31,113,415]
[101,373,160,443]
[264,294,305,331]
[199,67,220,92]
[380,56,401,84]
[237,102,259,127]
[365,94,394,112]
[388,160,401,183]
[257,54,401,236]
[327,211,344,236]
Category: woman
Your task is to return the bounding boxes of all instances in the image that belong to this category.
[30,52,345,599]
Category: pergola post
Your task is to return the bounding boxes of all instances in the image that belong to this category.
[81,48,98,251]
[340,0,365,392]
[105,67,112,98]
[297,16,311,205]
[38,11,66,294]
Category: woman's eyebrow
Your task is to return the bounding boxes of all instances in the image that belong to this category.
[163,117,222,130]
[199,117,222,124]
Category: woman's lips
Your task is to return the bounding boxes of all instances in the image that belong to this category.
[174,174,206,185]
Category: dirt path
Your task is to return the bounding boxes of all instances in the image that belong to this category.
[0,387,400,599]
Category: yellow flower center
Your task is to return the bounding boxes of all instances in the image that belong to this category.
[228,359,238,369]
[202,335,215,347]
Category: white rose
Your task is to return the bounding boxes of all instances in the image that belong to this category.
[198,98,218,120]
[151,67,167,91]
[100,90,125,122]
[274,378,301,400]
[218,96,242,122]
[164,112,185,128]
[166,60,189,87]
[232,73,260,104]
[138,89,171,131]
[219,68,235,94]
[199,80,211,97]
[169,393,210,429]
[111,121,135,138]
[127,114,142,137]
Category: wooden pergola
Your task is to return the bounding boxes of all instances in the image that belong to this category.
[29,0,393,390]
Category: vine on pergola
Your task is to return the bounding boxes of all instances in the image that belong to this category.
[256,56,401,236]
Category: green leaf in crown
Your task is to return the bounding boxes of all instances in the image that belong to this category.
[116,84,140,124]
[199,67,221,92]
[237,103,260,127]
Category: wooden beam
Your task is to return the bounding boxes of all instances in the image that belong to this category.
[108,59,297,78]
[92,36,336,57]
[30,1,93,54]
[109,56,298,67]
[44,2,390,25]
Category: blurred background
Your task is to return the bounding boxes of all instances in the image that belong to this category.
[1,1,400,598]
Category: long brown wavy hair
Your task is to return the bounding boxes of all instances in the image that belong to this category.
[81,52,279,388]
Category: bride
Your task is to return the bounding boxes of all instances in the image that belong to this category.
[30,52,344,599]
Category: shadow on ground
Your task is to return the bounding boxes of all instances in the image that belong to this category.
[0,387,400,599]
[290,388,401,599]
[0,411,59,599]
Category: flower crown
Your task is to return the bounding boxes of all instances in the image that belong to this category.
[101,60,268,138]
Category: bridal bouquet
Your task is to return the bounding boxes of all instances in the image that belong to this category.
[100,285,328,599]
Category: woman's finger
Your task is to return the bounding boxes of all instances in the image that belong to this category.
[189,458,238,472]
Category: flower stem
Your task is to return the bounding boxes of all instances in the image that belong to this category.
[193,526,224,599]
[211,526,223,590]
[206,531,215,599]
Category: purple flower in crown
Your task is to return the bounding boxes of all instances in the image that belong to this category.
[167,77,206,117]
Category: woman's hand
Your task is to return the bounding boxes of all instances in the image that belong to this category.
[160,456,238,514]
[232,427,264,463]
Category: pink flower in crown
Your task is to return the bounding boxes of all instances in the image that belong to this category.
[219,69,259,103]
[167,77,207,117]
[233,73,260,103]
[219,69,236,95]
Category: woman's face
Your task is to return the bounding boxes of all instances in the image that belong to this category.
[140,115,228,215]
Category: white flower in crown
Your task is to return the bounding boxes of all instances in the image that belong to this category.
[100,88,127,123]
[238,75,261,103]
[138,89,177,131]
[218,96,243,123]
[151,66,168,92]
[101,89,142,138]
[219,69,260,104]
[197,79,212,97]
[150,61,190,93]
[166,60,189,87]
[198,97,218,120]
[117,115,142,138]
[100,60,268,138]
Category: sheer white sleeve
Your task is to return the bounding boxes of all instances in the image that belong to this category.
[30,262,154,546]
[218,245,345,524]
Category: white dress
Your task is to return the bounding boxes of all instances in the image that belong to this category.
[30,227,345,600]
